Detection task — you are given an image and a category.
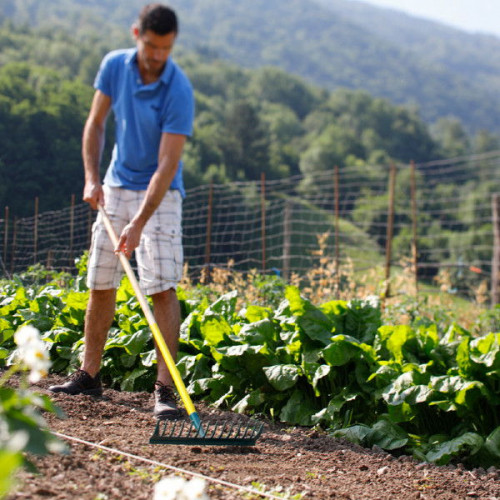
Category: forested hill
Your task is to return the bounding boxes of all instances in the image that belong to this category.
[1,0,499,134]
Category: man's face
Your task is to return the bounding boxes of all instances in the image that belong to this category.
[134,28,176,77]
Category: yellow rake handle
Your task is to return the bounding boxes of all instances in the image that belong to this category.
[97,204,197,418]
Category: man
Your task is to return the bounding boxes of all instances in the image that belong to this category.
[49,3,195,421]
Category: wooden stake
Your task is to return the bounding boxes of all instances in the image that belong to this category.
[492,193,500,306]
[384,163,396,299]
[282,200,292,281]
[34,197,39,265]
[204,182,214,282]
[3,206,9,271]
[69,194,75,265]
[261,172,266,273]
[334,165,340,293]
[10,217,17,275]
[410,161,419,296]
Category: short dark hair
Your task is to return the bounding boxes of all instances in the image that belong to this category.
[137,4,178,35]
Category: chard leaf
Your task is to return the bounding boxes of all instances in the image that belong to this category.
[243,305,273,322]
[470,333,500,369]
[204,290,238,318]
[263,364,301,391]
[232,389,266,414]
[385,325,415,364]
[239,319,277,346]
[200,317,231,346]
[425,432,483,465]
[104,328,150,356]
[279,390,316,426]
[370,419,408,450]
[484,426,500,460]
[285,287,332,345]
[121,368,149,391]
[322,335,361,366]
[331,425,372,445]
[456,337,472,376]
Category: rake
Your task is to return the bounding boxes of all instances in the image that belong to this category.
[98,204,263,446]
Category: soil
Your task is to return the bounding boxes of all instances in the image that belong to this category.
[7,374,500,500]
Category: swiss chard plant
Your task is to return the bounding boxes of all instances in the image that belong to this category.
[1,264,500,468]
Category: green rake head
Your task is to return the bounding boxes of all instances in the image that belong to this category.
[150,418,264,446]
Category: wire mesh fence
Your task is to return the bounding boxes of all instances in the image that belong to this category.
[1,151,499,302]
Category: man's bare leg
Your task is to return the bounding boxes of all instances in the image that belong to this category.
[81,288,116,377]
[151,288,180,386]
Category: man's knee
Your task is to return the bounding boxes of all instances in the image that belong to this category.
[151,287,178,305]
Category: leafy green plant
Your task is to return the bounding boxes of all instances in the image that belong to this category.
[0,326,66,498]
[2,262,500,468]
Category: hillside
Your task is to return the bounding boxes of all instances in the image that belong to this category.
[0,0,499,134]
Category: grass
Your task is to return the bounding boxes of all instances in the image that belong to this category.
[180,231,498,336]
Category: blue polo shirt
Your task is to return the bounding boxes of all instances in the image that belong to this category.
[94,48,194,198]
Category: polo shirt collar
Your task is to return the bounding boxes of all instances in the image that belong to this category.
[126,48,173,86]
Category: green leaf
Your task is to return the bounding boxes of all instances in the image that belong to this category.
[369,419,408,450]
[483,426,500,461]
[456,337,472,376]
[243,305,273,323]
[0,450,23,498]
[121,368,149,391]
[238,319,277,346]
[285,287,333,345]
[385,325,415,364]
[232,389,266,414]
[263,364,301,391]
[200,318,231,346]
[331,425,372,446]
[105,328,151,356]
[279,389,316,426]
[470,333,500,369]
[322,335,360,366]
[425,432,484,465]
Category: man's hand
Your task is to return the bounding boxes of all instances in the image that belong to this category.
[83,182,105,210]
[115,220,144,258]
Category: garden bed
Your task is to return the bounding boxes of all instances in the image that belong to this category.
[7,375,500,499]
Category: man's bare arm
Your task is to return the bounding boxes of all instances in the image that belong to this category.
[82,90,111,210]
[116,132,187,256]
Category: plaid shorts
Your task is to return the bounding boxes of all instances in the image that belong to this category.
[87,185,183,295]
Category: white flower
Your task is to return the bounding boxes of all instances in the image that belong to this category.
[363,294,381,308]
[14,325,40,347]
[181,478,208,499]
[154,476,209,500]
[13,326,51,382]
[348,295,380,309]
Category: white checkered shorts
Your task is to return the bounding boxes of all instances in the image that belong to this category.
[87,185,183,295]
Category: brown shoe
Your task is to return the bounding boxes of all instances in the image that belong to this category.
[48,369,103,396]
[153,382,181,420]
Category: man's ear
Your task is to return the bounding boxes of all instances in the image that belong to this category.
[131,24,140,41]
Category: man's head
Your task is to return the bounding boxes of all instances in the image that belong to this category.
[136,3,178,36]
[133,4,178,79]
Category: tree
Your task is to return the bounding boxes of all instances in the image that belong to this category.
[220,100,271,181]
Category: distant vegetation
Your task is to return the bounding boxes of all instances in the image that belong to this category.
[0,16,498,216]
[1,0,500,134]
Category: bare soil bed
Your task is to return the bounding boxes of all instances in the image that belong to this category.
[7,375,500,499]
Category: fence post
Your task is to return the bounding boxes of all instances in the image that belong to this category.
[410,161,419,296]
[10,217,17,275]
[334,165,340,294]
[492,193,500,306]
[34,197,39,265]
[384,163,396,299]
[261,172,266,273]
[282,200,292,281]
[203,182,214,282]
[69,194,75,267]
[3,206,9,272]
